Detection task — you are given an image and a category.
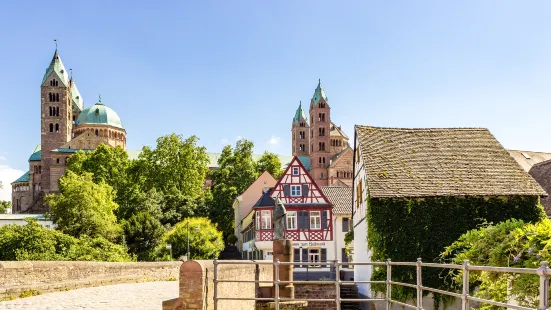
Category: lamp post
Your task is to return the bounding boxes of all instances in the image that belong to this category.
[184,222,201,260]
[166,243,172,261]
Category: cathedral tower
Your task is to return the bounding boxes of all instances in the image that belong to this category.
[309,80,331,186]
[40,50,74,193]
[291,102,310,157]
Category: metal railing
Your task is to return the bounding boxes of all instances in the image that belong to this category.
[213,258,551,310]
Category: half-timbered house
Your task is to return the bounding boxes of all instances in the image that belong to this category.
[241,156,334,269]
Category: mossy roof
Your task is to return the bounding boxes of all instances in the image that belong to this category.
[355,125,547,198]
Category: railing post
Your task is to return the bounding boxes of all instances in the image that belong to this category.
[335,260,341,310]
[461,259,469,310]
[275,259,280,310]
[537,261,549,310]
[213,258,218,310]
[386,259,392,310]
[416,258,423,310]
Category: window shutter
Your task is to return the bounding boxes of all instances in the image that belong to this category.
[322,211,328,229]
[302,184,309,197]
[305,211,310,229]
[283,184,290,196]
[321,248,327,267]
[294,249,300,262]
[342,218,349,232]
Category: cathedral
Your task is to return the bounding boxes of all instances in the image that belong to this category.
[11,50,126,213]
[291,80,353,187]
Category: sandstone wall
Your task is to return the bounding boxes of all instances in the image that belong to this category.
[295,283,336,310]
[0,261,181,299]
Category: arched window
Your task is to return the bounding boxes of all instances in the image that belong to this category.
[56,158,60,164]
[55,123,59,132]
[38,166,41,174]
[95,129,98,136]
[55,93,59,102]
[49,123,53,132]
[56,107,59,116]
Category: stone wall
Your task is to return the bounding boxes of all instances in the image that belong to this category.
[0,261,181,299]
[295,284,336,310]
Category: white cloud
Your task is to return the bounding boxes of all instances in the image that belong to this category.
[0,165,24,201]
[268,136,281,145]
[0,156,6,161]
[220,138,229,145]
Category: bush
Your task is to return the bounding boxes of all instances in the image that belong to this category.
[160,217,224,260]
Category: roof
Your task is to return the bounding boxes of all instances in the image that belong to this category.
[76,99,124,129]
[42,50,70,86]
[71,81,84,111]
[293,102,308,125]
[330,122,349,139]
[355,126,547,198]
[507,150,551,172]
[29,145,41,161]
[12,171,30,183]
[0,214,49,221]
[529,159,551,217]
[51,148,94,153]
[298,155,311,171]
[252,189,275,209]
[311,79,328,107]
[322,186,352,215]
[207,153,294,169]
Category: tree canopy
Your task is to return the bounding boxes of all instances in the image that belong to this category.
[256,151,283,178]
[0,200,10,214]
[46,171,122,243]
[160,217,224,260]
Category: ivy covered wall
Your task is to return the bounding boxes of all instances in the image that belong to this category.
[367,195,546,302]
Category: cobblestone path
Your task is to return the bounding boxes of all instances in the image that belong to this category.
[0,281,178,310]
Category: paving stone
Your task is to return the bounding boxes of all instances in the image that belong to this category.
[0,281,178,310]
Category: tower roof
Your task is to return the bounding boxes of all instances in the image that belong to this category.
[42,50,70,86]
[71,80,84,111]
[292,102,308,124]
[311,79,328,107]
[75,97,124,129]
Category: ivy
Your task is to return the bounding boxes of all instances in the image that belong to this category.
[344,230,354,256]
[366,195,545,307]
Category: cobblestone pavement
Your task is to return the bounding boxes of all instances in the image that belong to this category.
[0,281,178,310]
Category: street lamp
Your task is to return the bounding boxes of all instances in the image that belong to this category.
[184,222,201,260]
[166,243,172,261]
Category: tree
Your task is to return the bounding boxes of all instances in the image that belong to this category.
[0,220,133,262]
[209,139,259,239]
[46,171,122,242]
[441,219,551,309]
[122,212,166,261]
[137,134,210,225]
[160,217,224,260]
[256,151,283,178]
[0,200,10,214]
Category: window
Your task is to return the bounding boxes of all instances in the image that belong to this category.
[356,180,363,209]
[286,211,297,230]
[356,148,360,163]
[49,123,53,132]
[318,113,325,122]
[308,249,320,267]
[55,123,59,133]
[318,142,325,151]
[342,218,351,232]
[299,144,305,152]
[319,128,325,136]
[56,158,60,164]
[291,185,301,196]
[261,210,271,229]
[299,131,305,139]
[310,211,321,229]
[256,211,260,229]
[292,167,299,175]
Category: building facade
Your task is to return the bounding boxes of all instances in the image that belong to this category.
[241,156,335,269]
[11,50,126,214]
[291,80,352,187]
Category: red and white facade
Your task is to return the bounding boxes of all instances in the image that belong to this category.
[241,156,334,266]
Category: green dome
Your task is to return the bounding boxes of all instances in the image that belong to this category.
[76,101,124,129]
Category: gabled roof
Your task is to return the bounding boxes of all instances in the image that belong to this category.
[311,79,328,107]
[12,171,30,184]
[529,159,551,217]
[252,188,275,209]
[330,122,348,139]
[356,126,547,198]
[507,150,551,172]
[293,102,308,125]
[42,50,70,86]
[322,186,352,215]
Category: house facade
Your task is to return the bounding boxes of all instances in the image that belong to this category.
[241,156,335,269]
[352,126,547,298]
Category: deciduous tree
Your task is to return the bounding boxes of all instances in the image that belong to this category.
[256,151,283,178]
[160,217,224,260]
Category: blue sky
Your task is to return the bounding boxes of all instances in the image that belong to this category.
[1,1,551,199]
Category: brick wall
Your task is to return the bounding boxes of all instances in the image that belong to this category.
[295,284,336,310]
[0,261,181,299]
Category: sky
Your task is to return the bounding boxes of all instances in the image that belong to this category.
[0,1,551,200]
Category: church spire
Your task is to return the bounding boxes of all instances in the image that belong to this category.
[311,79,328,107]
[293,101,308,125]
[42,49,70,86]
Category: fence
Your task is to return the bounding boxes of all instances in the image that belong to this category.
[213,259,551,310]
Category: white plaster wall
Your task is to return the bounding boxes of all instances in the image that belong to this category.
[353,132,373,297]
